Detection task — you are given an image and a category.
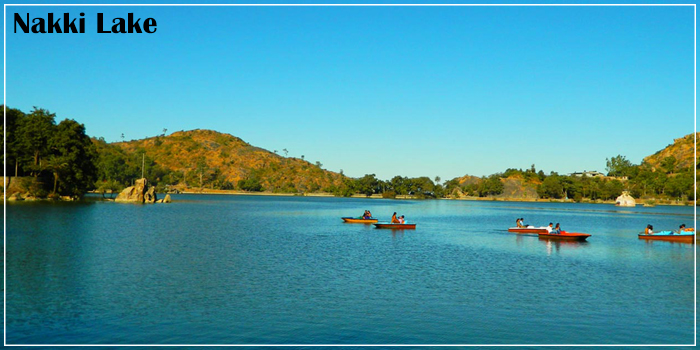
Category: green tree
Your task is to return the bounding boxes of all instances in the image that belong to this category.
[660,156,677,174]
[47,119,98,196]
[666,173,693,200]
[600,179,624,200]
[238,176,263,191]
[538,174,564,199]
[605,155,634,177]
[2,106,26,176]
[479,175,504,196]
[356,174,379,196]
[17,108,56,176]
[390,176,408,195]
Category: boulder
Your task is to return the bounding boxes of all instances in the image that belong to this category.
[7,193,22,201]
[163,194,171,203]
[615,191,636,207]
[144,186,157,204]
[116,178,150,203]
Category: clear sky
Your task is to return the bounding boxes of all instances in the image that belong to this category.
[5,2,695,181]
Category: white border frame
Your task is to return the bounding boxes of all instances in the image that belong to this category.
[3,3,697,347]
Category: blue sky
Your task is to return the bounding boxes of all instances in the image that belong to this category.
[5,3,695,181]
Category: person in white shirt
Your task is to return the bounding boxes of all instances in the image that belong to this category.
[545,223,554,233]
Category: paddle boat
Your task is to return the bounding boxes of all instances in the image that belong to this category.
[538,230,591,241]
[638,231,695,243]
[342,217,378,224]
[374,223,416,229]
[508,226,548,234]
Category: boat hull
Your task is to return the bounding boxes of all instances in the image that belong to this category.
[374,223,416,229]
[638,232,694,243]
[538,231,591,241]
[508,227,548,234]
[342,217,378,224]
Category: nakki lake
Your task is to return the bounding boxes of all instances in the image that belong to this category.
[5,195,696,345]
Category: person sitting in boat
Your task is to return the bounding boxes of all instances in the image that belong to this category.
[391,212,400,223]
[516,218,522,228]
[366,210,373,219]
[398,215,406,224]
[521,218,530,228]
[552,223,561,234]
[362,210,372,219]
[677,224,694,233]
[644,224,654,235]
[545,223,554,233]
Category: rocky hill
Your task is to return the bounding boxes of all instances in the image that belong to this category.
[111,129,346,193]
[453,173,540,199]
[643,133,698,171]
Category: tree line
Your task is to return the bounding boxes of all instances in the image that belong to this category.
[3,106,695,202]
[4,106,97,197]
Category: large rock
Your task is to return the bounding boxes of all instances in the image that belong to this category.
[163,194,171,203]
[144,186,157,203]
[615,191,636,207]
[116,178,152,203]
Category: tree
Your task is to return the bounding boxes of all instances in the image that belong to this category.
[661,156,677,174]
[479,175,504,196]
[17,108,56,176]
[238,176,263,191]
[356,174,379,196]
[538,175,564,199]
[390,176,407,195]
[2,106,26,176]
[93,138,138,186]
[600,179,624,200]
[665,172,693,200]
[44,156,68,194]
[48,119,98,196]
[606,155,634,177]
[196,158,208,188]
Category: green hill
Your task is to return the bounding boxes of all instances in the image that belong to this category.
[642,132,698,172]
[96,129,346,193]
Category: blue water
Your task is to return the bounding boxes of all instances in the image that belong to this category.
[5,195,696,345]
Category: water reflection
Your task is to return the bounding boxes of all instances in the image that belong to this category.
[641,239,694,246]
[389,230,405,239]
[539,237,589,255]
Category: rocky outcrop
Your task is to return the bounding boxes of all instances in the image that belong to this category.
[115,178,157,203]
[7,193,23,201]
[615,191,636,207]
[163,194,171,203]
[144,186,157,203]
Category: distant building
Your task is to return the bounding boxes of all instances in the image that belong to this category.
[570,170,606,178]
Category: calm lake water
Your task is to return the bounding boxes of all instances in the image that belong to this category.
[5,195,696,345]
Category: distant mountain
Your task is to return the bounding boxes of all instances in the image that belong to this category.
[112,129,346,193]
[642,133,698,172]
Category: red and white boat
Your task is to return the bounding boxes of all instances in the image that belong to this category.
[538,230,591,241]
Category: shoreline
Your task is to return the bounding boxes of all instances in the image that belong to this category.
[10,190,693,207]
[164,190,695,207]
